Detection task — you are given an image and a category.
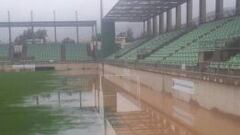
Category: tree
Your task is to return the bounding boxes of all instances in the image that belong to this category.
[14,29,48,45]
[117,32,126,37]
[35,29,47,43]
[62,37,75,45]
[126,28,134,42]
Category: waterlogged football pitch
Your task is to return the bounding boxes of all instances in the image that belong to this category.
[0,72,104,135]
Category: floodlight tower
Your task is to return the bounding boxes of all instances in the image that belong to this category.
[30,10,34,44]
[75,11,80,44]
[100,0,103,22]
[53,10,57,43]
[8,11,12,45]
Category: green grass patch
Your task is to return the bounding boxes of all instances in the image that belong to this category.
[0,71,70,135]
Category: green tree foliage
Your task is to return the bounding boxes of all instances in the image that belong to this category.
[14,29,48,45]
[62,37,75,45]
[126,28,134,42]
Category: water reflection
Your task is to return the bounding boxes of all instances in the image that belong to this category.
[23,74,240,135]
[101,79,196,135]
[24,75,104,135]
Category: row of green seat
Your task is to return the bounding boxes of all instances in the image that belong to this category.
[27,45,61,61]
[210,54,240,70]
[120,29,186,61]
[0,46,9,59]
[143,16,240,67]
[65,44,92,61]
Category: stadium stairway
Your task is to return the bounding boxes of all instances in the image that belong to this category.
[106,38,150,60]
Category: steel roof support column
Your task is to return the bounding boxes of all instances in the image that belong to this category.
[187,0,193,26]
[153,16,158,36]
[236,0,240,15]
[167,9,172,32]
[94,24,98,47]
[199,0,207,24]
[143,21,146,36]
[176,5,182,29]
[147,19,152,36]
[92,26,94,48]
[159,13,164,34]
[216,0,224,19]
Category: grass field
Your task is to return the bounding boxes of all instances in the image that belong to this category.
[0,72,73,135]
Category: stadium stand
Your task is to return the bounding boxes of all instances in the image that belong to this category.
[142,16,240,67]
[65,44,92,61]
[27,44,61,62]
[119,29,187,61]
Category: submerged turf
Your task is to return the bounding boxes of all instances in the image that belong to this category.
[0,72,69,135]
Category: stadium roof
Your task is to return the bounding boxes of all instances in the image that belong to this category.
[104,0,187,22]
[0,21,97,28]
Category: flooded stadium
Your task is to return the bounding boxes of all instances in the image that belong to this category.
[1,0,240,135]
[0,65,239,135]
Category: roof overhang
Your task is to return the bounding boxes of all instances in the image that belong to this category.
[0,21,97,28]
[104,0,187,22]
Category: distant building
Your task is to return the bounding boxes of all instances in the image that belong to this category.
[25,39,44,45]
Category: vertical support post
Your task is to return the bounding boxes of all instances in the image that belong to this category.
[101,21,116,57]
[94,24,98,47]
[58,92,61,106]
[100,0,103,32]
[143,21,146,36]
[75,11,79,45]
[176,5,182,29]
[93,83,97,108]
[199,0,207,23]
[31,10,34,44]
[100,0,104,57]
[187,0,193,26]
[147,19,152,36]
[97,88,100,112]
[36,96,39,106]
[53,11,57,43]
[236,0,240,15]
[92,26,94,47]
[153,16,157,36]
[167,9,172,32]
[8,11,12,46]
[100,0,103,20]
[216,0,224,19]
[159,13,164,34]
[79,91,82,108]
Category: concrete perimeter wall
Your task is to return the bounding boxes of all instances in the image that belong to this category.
[101,64,240,117]
[0,63,98,75]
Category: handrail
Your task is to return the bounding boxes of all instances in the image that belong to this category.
[104,60,240,82]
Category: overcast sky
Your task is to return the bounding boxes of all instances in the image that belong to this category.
[0,0,119,43]
[0,0,237,43]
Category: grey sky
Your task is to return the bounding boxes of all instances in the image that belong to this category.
[0,0,118,43]
[0,0,237,43]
